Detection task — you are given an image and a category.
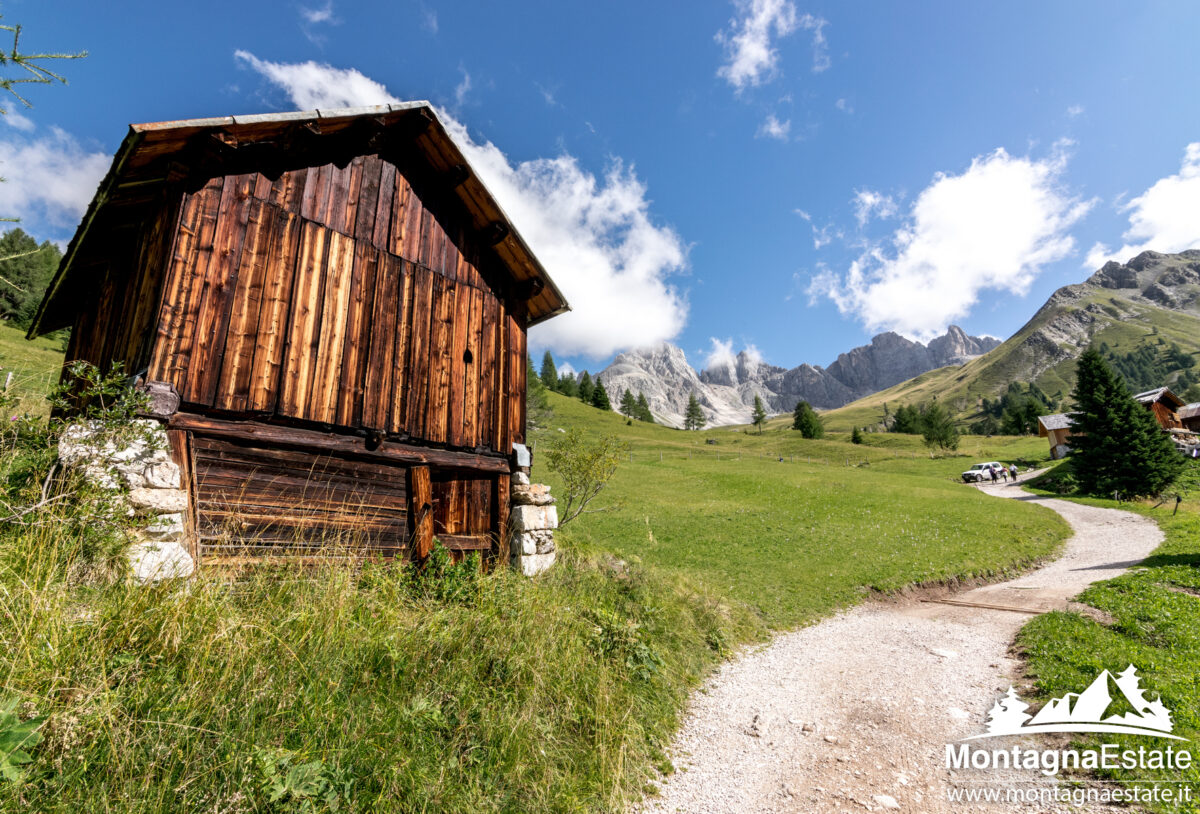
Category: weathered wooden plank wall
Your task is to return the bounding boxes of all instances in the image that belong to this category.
[146,154,526,455]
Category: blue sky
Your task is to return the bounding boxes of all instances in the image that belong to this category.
[2,1,1198,377]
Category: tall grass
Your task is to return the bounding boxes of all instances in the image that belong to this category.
[0,494,761,812]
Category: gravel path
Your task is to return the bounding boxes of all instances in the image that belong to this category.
[640,473,1163,813]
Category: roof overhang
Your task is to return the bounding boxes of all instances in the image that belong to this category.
[29,102,569,337]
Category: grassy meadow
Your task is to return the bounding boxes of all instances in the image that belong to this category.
[0,323,1075,812]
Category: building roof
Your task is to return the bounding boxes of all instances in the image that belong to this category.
[1133,387,1185,410]
[28,102,569,337]
[1038,413,1076,432]
[1179,402,1200,421]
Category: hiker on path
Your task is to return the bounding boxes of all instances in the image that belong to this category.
[990,466,999,483]
[1010,464,1018,480]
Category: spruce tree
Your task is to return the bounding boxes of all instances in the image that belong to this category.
[618,388,637,418]
[0,229,61,328]
[577,371,594,404]
[1070,348,1184,497]
[540,350,557,391]
[556,371,578,398]
[851,426,864,444]
[752,394,767,433]
[635,391,654,423]
[921,401,960,451]
[684,392,706,431]
[792,400,824,438]
[591,377,612,411]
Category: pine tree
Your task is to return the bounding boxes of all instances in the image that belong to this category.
[526,354,549,425]
[792,400,824,439]
[556,371,578,398]
[0,228,61,328]
[751,394,767,433]
[850,426,864,444]
[539,350,557,391]
[922,401,960,451]
[635,391,654,423]
[684,392,706,431]
[577,371,594,404]
[618,388,637,418]
[1070,348,1184,497]
[591,377,612,411]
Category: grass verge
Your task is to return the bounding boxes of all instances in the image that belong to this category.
[1015,460,1200,811]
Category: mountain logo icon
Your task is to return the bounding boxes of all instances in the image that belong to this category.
[965,665,1186,741]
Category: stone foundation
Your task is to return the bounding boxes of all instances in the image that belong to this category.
[509,479,557,576]
[58,419,195,582]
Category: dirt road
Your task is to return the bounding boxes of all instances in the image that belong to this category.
[640,473,1163,813]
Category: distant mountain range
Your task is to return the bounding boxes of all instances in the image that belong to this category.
[596,326,1001,428]
[823,249,1200,429]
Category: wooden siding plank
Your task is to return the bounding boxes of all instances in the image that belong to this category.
[335,241,375,427]
[214,198,275,411]
[307,229,355,423]
[424,275,453,444]
[386,256,413,434]
[147,187,200,381]
[447,281,471,448]
[403,265,434,434]
[300,163,332,222]
[360,248,397,432]
[278,220,330,418]
[371,161,396,252]
[353,155,383,242]
[512,313,527,445]
[492,474,510,563]
[246,209,302,413]
[477,292,498,451]
[462,285,484,449]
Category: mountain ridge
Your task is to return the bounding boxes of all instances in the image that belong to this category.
[596,326,1001,428]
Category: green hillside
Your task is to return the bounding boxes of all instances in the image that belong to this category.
[822,268,1200,432]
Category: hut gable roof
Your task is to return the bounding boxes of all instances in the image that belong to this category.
[29,102,568,336]
[1037,412,1076,433]
[1133,386,1184,410]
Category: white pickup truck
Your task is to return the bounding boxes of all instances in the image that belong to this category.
[961,461,1004,483]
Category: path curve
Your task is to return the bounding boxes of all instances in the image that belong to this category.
[640,473,1163,813]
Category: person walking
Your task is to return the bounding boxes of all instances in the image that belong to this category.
[1010,463,1019,481]
[989,465,999,484]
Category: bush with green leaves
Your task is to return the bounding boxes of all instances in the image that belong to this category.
[541,428,626,526]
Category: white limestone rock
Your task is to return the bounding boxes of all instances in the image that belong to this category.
[143,512,185,542]
[129,541,194,582]
[128,488,188,514]
[512,471,530,486]
[513,551,555,577]
[511,504,558,532]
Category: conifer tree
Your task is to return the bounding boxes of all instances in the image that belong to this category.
[1070,348,1183,497]
[577,371,594,404]
[556,371,578,398]
[922,401,960,451]
[539,350,557,391]
[618,388,637,418]
[635,391,654,423]
[591,377,612,411]
[751,395,767,433]
[684,392,706,430]
[792,400,824,438]
[851,426,864,444]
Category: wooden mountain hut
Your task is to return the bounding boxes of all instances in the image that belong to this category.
[28,102,568,564]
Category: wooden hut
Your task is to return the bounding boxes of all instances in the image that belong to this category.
[28,103,568,564]
[1133,387,1185,429]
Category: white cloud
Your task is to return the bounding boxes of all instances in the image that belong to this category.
[810,222,841,249]
[799,14,830,73]
[793,208,811,221]
[0,126,109,231]
[556,361,576,378]
[235,53,689,360]
[809,146,1092,340]
[1066,104,1084,118]
[716,0,799,90]
[2,112,35,132]
[421,6,438,34]
[705,337,737,372]
[234,50,400,109]
[756,113,791,140]
[835,97,853,114]
[1086,142,1200,268]
[454,66,472,106]
[852,189,898,226]
[300,1,335,24]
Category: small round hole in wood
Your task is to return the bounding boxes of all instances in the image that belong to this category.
[463,349,473,364]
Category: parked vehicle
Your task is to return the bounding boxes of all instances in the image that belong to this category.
[962,462,1004,483]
